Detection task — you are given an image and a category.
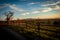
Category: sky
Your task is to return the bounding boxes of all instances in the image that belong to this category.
[0,0,60,20]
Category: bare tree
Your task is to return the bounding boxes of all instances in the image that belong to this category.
[4,11,14,24]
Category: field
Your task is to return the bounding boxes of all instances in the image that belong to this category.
[0,19,60,40]
[2,25,60,40]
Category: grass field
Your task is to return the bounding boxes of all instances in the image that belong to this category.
[0,19,60,40]
[3,24,59,40]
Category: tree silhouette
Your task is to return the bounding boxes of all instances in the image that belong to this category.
[53,21,60,26]
[4,11,14,24]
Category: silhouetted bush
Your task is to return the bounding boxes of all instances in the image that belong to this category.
[53,21,60,26]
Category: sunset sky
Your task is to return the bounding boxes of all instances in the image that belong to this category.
[0,0,60,20]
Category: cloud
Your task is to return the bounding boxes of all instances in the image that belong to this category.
[9,4,32,16]
[21,10,40,16]
[41,5,60,13]
[26,12,30,14]
[31,7,53,13]
[41,1,60,6]
[41,8,52,12]
[29,2,36,5]
[0,4,8,9]
[32,11,40,14]
[0,3,60,17]
[0,4,28,16]
[28,2,40,6]
[9,4,24,12]
[21,13,26,15]
[21,12,30,15]
[53,5,60,10]
[0,4,24,12]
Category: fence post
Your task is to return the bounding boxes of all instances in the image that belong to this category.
[36,21,41,40]
[37,21,40,35]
